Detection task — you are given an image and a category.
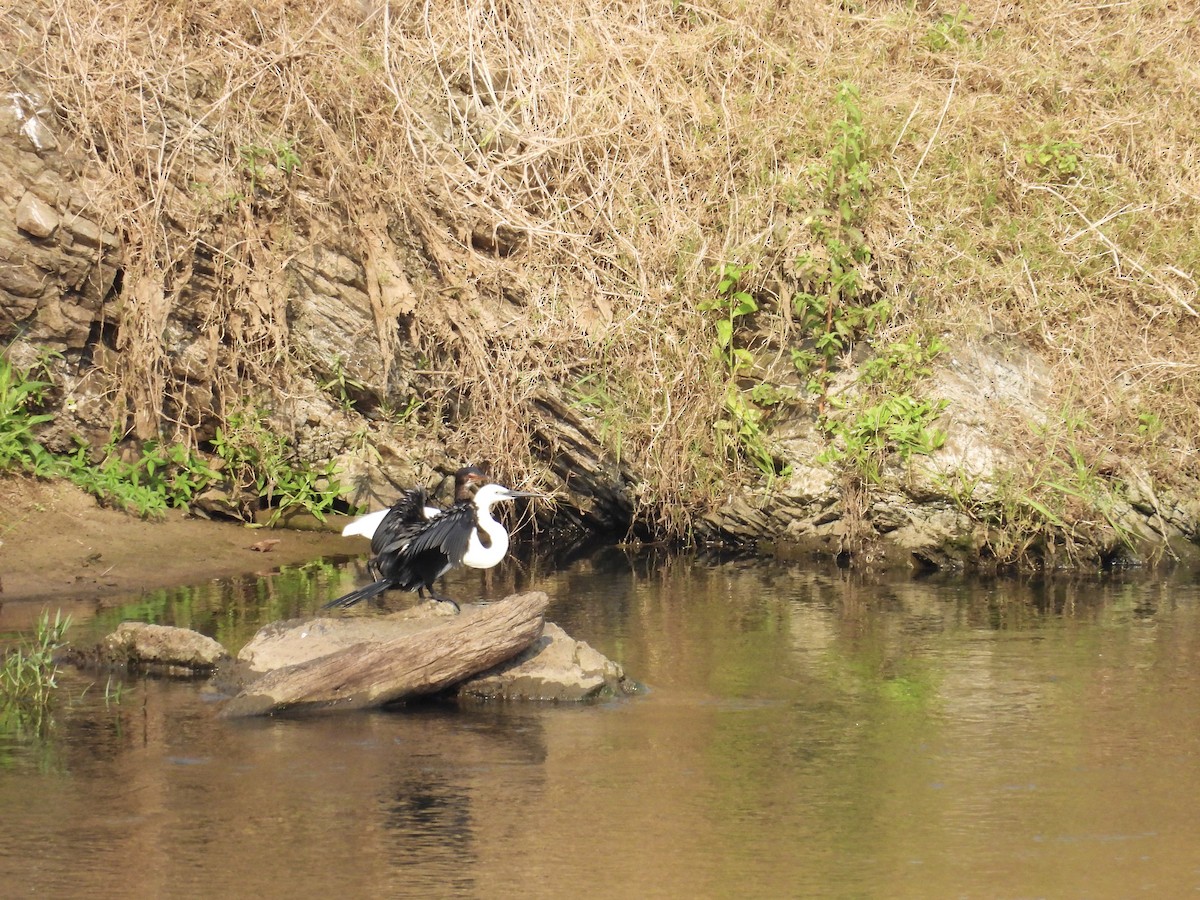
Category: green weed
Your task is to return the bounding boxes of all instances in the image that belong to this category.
[1022,138,1082,181]
[64,437,221,517]
[1136,411,1162,440]
[0,610,70,736]
[318,356,369,413]
[819,393,948,483]
[791,84,888,396]
[699,262,758,376]
[924,6,972,51]
[0,353,58,476]
[239,139,301,193]
[209,407,343,525]
[955,408,1135,566]
[698,264,788,477]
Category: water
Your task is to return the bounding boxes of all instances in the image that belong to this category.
[2,550,1199,898]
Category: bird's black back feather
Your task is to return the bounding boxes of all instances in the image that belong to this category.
[323,477,487,611]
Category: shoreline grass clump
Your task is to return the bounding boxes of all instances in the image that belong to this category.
[1,610,70,736]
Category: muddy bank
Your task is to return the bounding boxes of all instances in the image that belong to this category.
[0,477,352,604]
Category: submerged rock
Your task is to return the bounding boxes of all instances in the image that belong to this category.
[103,622,228,672]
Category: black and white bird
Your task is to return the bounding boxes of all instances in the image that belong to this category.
[324,466,544,612]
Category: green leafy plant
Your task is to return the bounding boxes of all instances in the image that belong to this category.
[1022,138,1082,181]
[924,5,972,51]
[860,334,950,387]
[318,356,369,413]
[700,262,758,376]
[209,407,343,524]
[0,354,58,476]
[819,393,948,482]
[64,438,221,517]
[791,84,888,397]
[239,139,301,193]
[816,333,949,484]
[1136,411,1162,439]
[1,610,70,736]
[698,264,789,477]
[715,385,783,478]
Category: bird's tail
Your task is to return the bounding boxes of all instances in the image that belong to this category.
[322,579,393,610]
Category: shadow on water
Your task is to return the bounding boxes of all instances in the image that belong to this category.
[2,544,1200,897]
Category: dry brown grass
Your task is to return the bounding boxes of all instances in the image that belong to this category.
[6,0,1199,537]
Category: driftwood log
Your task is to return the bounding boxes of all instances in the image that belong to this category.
[221,591,549,718]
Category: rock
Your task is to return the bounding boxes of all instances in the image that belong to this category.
[234,593,633,706]
[103,622,228,671]
[15,191,58,237]
[457,621,632,702]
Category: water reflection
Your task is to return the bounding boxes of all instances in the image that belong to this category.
[1,549,1199,896]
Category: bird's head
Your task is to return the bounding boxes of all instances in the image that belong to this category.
[453,465,489,502]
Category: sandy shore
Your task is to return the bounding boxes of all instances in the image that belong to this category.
[0,476,357,606]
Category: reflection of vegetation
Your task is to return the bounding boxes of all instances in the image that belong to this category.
[87,558,354,655]
[1,610,70,737]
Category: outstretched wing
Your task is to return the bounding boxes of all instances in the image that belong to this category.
[370,487,439,556]
[401,502,476,567]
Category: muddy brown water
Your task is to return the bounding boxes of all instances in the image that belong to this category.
[2,549,1200,898]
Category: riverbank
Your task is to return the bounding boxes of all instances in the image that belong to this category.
[2,1,1198,570]
[0,476,351,604]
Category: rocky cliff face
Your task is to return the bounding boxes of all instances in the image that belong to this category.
[2,18,1197,573]
[2,80,119,368]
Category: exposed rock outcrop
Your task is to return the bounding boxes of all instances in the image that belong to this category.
[0,81,121,356]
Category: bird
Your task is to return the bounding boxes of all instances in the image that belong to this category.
[323,468,544,612]
[344,466,483,581]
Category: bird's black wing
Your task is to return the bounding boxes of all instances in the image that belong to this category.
[402,501,477,567]
[370,487,438,557]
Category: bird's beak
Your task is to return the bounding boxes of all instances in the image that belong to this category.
[504,489,548,501]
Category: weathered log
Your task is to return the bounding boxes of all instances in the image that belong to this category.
[221,591,548,717]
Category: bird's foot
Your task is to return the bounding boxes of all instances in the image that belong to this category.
[427,593,461,613]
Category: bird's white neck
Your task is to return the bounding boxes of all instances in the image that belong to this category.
[462,503,509,569]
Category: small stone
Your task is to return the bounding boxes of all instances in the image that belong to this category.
[104,622,228,670]
[15,191,59,238]
[22,115,58,152]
